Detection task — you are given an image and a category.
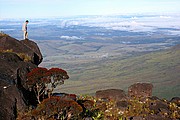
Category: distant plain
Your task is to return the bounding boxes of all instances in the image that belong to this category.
[1,14,180,99]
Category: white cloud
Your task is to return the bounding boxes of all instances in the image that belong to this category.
[60,36,83,40]
[159,16,172,19]
[62,15,180,32]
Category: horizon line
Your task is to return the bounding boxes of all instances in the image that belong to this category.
[1,12,180,20]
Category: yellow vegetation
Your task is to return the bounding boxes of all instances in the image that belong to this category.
[0,49,31,62]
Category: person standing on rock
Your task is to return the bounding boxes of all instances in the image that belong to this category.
[22,20,29,39]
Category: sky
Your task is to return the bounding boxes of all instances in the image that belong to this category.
[0,0,180,18]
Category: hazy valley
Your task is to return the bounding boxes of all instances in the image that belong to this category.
[38,41,180,100]
[1,14,180,99]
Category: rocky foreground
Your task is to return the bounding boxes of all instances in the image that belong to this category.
[0,34,179,120]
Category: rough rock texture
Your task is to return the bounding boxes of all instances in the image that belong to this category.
[148,99,169,114]
[116,100,129,111]
[170,97,180,106]
[128,83,153,98]
[20,39,43,65]
[0,35,42,65]
[0,53,37,88]
[0,80,25,120]
[96,89,127,101]
[0,35,42,120]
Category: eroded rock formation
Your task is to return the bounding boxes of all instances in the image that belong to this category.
[0,35,42,120]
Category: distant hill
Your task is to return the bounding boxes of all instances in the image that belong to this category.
[58,44,180,100]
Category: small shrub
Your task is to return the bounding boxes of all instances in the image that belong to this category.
[17,95,180,119]
[18,97,83,120]
[26,67,69,103]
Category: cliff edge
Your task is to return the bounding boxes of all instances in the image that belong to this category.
[0,34,42,120]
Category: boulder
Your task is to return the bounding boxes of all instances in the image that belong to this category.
[116,100,129,111]
[148,100,169,114]
[128,83,153,98]
[96,89,127,101]
[0,35,42,65]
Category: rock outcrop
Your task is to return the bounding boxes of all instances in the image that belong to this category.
[96,89,127,101]
[128,83,153,98]
[0,35,42,120]
[0,35,42,65]
[95,84,179,120]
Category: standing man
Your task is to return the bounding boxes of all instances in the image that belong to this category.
[22,20,29,39]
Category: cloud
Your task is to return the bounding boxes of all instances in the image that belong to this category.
[159,16,172,19]
[60,36,83,40]
[0,29,15,31]
[54,15,180,33]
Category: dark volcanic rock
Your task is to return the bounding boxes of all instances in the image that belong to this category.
[96,89,127,101]
[20,39,43,65]
[0,53,37,120]
[0,35,42,120]
[0,35,42,65]
[128,83,153,98]
[0,80,25,120]
[0,53,37,88]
